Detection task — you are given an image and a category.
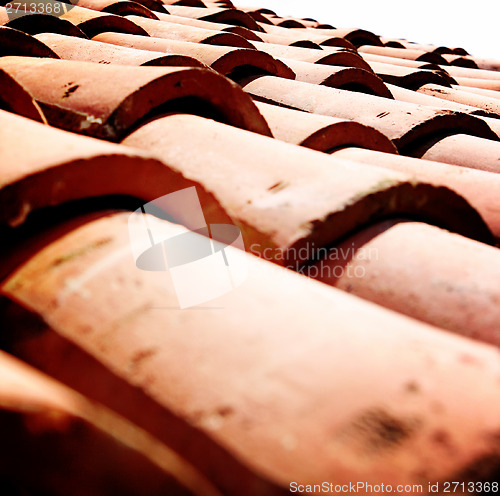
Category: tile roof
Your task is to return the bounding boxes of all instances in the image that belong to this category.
[1,0,500,492]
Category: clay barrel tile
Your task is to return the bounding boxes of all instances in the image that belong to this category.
[122,113,492,265]
[161,0,206,6]
[219,24,262,41]
[0,26,59,58]
[0,57,271,140]
[454,76,500,91]
[0,351,220,496]
[296,26,383,47]
[0,110,253,239]
[243,9,277,25]
[384,39,468,55]
[358,45,449,65]
[481,117,500,140]
[256,29,355,50]
[417,134,500,172]
[0,7,87,37]
[388,84,497,118]
[36,32,205,67]
[456,84,500,99]
[441,53,479,68]
[452,57,500,71]
[204,0,233,6]
[0,69,45,122]
[261,13,306,28]
[418,83,500,117]
[93,32,294,78]
[279,58,392,98]
[256,31,322,49]
[333,147,500,239]
[75,0,161,19]
[288,17,320,29]
[126,15,255,48]
[241,76,498,154]
[310,218,500,344]
[4,213,500,490]
[445,65,500,81]
[128,0,170,13]
[238,6,277,16]
[251,22,356,49]
[360,51,446,71]
[367,61,456,90]
[153,11,248,35]
[145,11,261,41]
[59,4,149,36]
[164,5,262,31]
[255,101,397,154]
[251,41,373,72]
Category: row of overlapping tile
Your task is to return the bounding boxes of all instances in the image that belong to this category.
[2,0,500,493]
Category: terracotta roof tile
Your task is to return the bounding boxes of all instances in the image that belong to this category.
[296,27,383,48]
[418,134,500,173]
[235,7,273,25]
[261,13,306,28]
[0,109,175,228]
[4,212,500,490]
[128,0,170,12]
[359,44,449,65]
[164,5,263,31]
[161,0,207,6]
[251,30,318,48]
[359,50,445,70]
[241,75,498,153]
[0,351,220,495]
[76,0,162,18]
[0,68,45,122]
[333,147,500,240]
[456,84,500,98]
[0,7,87,37]
[0,25,59,57]
[453,76,500,91]
[441,53,479,68]
[255,101,397,153]
[0,57,270,139]
[122,114,491,266]
[252,41,373,71]
[388,83,497,118]
[310,219,500,340]
[417,83,500,117]
[3,0,500,488]
[59,5,150,37]
[249,21,356,49]
[445,64,500,81]
[153,11,263,41]
[453,55,500,72]
[383,39,469,56]
[127,15,255,47]
[274,58,392,98]
[93,32,294,78]
[366,61,456,90]
[36,32,205,66]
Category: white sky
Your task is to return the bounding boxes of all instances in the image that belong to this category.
[232,0,499,60]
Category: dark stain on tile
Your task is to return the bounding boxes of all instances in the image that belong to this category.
[62,84,80,99]
[267,181,288,193]
[338,408,420,452]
